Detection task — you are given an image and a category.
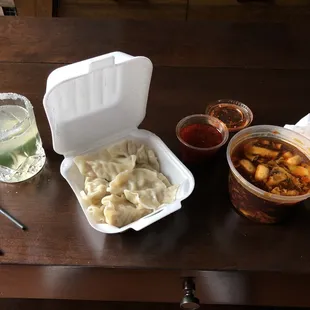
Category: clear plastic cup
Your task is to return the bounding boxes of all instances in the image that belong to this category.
[176,114,229,164]
[206,99,253,133]
[0,93,46,183]
[227,125,310,224]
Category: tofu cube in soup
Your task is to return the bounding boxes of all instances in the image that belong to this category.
[301,163,310,175]
[286,155,302,166]
[249,146,279,159]
[283,151,293,159]
[255,164,269,181]
[239,159,256,174]
[288,165,309,177]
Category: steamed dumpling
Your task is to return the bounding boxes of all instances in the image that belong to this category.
[108,168,166,195]
[74,148,111,177]
[74,141,159,180]
[136,144,160,171]
[80,190,92,206]
[87,155,136,181]
[134,165,172,188]
[108,141,160,171]
[87,205,106,223]
[157,173,172,187]
[108,168,178,210]
[124,189,161,209]
[102,194,151,227]
[135,163,157,172]
[83,177,108,205]
[124,185,178,210]
[107,140,139,158]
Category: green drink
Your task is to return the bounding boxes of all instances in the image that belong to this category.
[0,94,46,183]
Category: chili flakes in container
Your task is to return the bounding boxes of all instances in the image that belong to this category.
[205,99,253,132]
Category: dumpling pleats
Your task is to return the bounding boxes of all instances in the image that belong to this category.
[102,194,151,227]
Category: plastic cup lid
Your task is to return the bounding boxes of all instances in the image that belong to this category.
[205,99,253,132]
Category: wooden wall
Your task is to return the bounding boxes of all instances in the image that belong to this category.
[14,0,53,16]
[57,0,187,20]
[56,0,310,21]
[188,0,310,22]
[6,0,310,20]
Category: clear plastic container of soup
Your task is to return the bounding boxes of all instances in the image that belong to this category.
[227,125,310,224]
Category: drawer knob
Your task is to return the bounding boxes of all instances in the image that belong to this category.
[180,278,200,310]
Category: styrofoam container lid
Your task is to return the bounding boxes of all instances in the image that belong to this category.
[44,52,153,157]
[43,52,195,233]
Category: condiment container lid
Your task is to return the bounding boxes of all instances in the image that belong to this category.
[43,52,153,157]
[205,99,253,132]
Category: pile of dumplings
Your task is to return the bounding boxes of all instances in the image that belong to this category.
[74,140,179,228]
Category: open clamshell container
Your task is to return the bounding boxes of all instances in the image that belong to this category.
[43,52,195,233]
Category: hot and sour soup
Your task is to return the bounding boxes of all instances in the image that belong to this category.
[232,137,310,196]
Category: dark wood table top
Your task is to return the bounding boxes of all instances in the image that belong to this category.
[1,18,310,305]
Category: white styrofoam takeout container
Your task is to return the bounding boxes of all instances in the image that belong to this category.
[43,51,195,234]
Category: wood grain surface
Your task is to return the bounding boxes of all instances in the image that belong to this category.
[1,18,310,306]
[55,0,310,22]
[1,18,310,69]
[1,64,310,269]
[2,265,310,307]
[0,299,289,310]
[57,0,187,20]
[188,1,310,22]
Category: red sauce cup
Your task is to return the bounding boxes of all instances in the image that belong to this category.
[176,114,229,164]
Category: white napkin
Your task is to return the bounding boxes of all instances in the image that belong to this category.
[284,113,310,139]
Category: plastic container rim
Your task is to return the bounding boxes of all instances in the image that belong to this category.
[0,92,33,142]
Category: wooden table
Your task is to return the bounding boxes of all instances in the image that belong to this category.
[1,18,310,308]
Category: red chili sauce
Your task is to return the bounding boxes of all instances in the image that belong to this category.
[179,124,223,163]
[180,124,223,148]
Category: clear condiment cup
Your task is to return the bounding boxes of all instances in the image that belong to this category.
[176,114,229,164]
[206,99,253,133]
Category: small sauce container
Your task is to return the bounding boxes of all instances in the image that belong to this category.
[206,99,253,132]
[176,114,229,164]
